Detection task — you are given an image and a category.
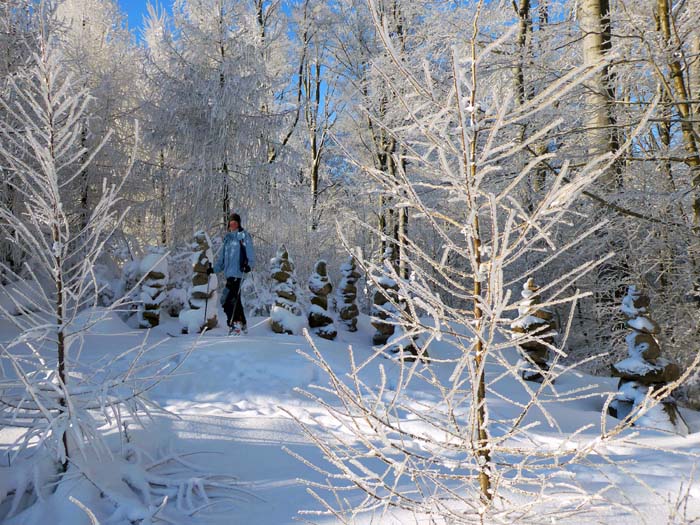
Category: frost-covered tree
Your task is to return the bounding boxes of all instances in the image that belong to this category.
[55,0,138,232]
[0,29,237,521]
[0,33,198,516]
[308,259,336,340]
[288,1,684,519]
[287,0,341,230]
[0,32,129,470]
[141,0,288,242]
[270,245,305,335]
[0,0,39,279]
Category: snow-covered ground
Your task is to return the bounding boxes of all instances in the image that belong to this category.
[2,306,700,524]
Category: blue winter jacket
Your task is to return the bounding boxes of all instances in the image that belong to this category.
[213,229,256,279]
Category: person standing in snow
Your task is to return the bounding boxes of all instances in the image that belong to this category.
[210,213,255,335]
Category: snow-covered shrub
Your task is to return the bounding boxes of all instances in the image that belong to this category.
[335,255,360,332]
[242,269,274,317]
[163,286,187,317]
[137,247,169,328]
[269,246,305,335]
[308,260,337,340]
[87,263,119,307]
[0,278,44,316]
[179,230,218,334]
[372,265,430,362]
[115,258,141,319]
[289,9,677,521]
[609,286,688,434]
[510,277,557,383]
[161,244,195,317]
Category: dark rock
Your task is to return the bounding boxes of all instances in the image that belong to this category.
[277,290,297,302]
[629,332,661,360]
[311,296,328,309]
[339,304,359,320]
[192,273,209,286]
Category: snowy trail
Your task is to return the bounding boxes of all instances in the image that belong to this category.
[118,316,389,524]
[142,314,700,523]
[2,309,700,523]
[130,413,320,525]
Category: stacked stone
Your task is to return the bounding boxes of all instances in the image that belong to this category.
[386,322,429,363]
[178,231,218,333]
[336,256,360,332]
[510,278,556,383]
[370,250,399,346]
[270,246,304,334]
[609,286,687,434]
[308,260,337,340]
[138,247,169,328]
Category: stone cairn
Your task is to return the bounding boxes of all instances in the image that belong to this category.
[179,231,218,333]
[370,253,399,345]
[308,260,337,340]
[510,278,556,383]
[138,247,169,328]
[270,246,304,334]
[609,286,687,434]
[336,256,360,332]
[387,315,429,363]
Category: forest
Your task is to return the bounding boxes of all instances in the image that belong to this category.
[1,0,700,522]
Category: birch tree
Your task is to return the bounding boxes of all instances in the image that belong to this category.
[291,0,339,231]
[579,0,621,187]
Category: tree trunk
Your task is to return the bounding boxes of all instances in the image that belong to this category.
[47,89,70,471]
[79,124,90,231]
[222,161,230,228]
[159,150,167,246]
[579,0,620,186]
[307,58,322,231]
[690,32,700,120]
[54,222,69,472]
[657,0,700,223]
[378,194,387,257]
[513,0,547,212]
[398,202,408,280]
[458,33,492,501]
[513,0,531,107]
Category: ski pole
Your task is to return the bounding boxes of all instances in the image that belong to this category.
[202,265,211,332]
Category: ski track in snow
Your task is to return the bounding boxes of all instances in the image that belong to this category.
[2,308,700,524]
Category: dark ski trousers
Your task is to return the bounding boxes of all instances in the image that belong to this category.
[223,277,246,327]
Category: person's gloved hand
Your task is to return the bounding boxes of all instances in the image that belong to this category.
[206,265,214,275]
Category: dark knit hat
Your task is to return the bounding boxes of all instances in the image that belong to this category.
[229,213,241,225]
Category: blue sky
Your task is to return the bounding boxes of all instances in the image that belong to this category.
[118,0,162,32]
[118,0,146,29]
